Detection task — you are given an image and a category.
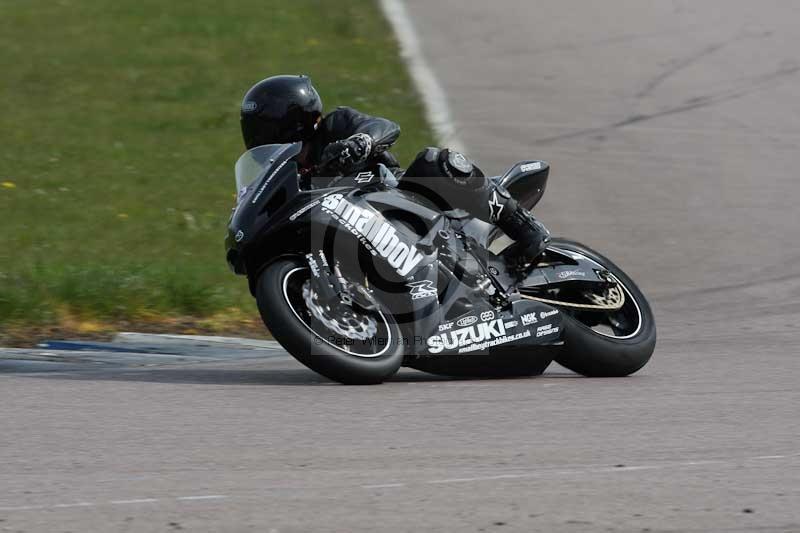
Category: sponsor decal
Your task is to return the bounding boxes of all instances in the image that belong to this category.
[520,162,543,172]
[480,310,495,321]
[458,330,531,353]
[407,280,437,301]
[487,191,504,222]
[234,230,245,242]
[305,253,321,278]
[318,250,329,268]
[521,312,538,326]
[289,199,321,221]
[321,194,424,277]
[540,309,558,319]
[438,322,454,332]
[456,315,478,327]
[536,324,560,338]
[251,158,289,204]
[427,318,521,354]
[354,171,374,184]
[504,320,518,329]
[241,100,258,113]
[557,269,588,279]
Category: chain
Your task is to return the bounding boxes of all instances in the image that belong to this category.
[519,284,625,311]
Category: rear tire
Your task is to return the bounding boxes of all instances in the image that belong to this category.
[256,257,404,384]
[550,239,656,377]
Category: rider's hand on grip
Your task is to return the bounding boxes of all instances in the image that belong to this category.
[320,133,373,175]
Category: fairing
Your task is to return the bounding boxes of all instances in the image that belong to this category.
[225,146,585,359]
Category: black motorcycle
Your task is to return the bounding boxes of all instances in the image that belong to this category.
[226,143,656,384]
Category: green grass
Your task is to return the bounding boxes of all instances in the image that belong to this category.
[0,0,434,338]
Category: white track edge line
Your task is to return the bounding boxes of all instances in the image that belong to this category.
[378,0,467,153]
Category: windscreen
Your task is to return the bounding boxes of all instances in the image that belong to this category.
[234,143,302,192]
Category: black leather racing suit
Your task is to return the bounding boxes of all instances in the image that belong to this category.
[305,107,486,213]
[305,106,550,262]
[306,106,403,173]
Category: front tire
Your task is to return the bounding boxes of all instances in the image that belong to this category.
[255,257,404,384]
[550,239,657,377]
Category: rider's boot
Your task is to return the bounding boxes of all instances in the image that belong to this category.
[487,186,551,268]
[402,147,551,267]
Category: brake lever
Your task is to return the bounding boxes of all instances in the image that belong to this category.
[300,162,346,191]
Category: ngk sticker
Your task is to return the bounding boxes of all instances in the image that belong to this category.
[521,312,538,326]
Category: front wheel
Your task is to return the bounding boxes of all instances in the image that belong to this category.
[549,239,657,376]
[255,257,404,384]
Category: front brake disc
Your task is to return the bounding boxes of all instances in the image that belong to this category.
[302,282,378,340]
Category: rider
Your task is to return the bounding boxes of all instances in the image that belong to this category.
[239,74,551,265]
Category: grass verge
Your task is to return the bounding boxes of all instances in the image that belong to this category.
[0,0,434,344]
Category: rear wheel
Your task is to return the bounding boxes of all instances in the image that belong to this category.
[547,239,656,376]
[256,257,404,384]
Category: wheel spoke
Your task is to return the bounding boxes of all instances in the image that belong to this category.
[282,267,392,358]
[523,270,641,340]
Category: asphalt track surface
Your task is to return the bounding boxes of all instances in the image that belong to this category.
[2,1,799,531]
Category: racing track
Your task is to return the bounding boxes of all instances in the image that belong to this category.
[1,1,799,531]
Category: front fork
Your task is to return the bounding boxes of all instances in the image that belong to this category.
[305,251,378,313]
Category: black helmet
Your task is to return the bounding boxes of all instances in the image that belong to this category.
[240,75,323,149]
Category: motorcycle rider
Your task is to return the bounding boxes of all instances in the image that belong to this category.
[239,74,550,266]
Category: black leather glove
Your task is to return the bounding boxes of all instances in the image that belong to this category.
[320,133,373,173]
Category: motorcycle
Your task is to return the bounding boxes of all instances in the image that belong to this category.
[226,142,656,384]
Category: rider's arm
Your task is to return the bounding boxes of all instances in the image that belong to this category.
[323,106,401,152]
